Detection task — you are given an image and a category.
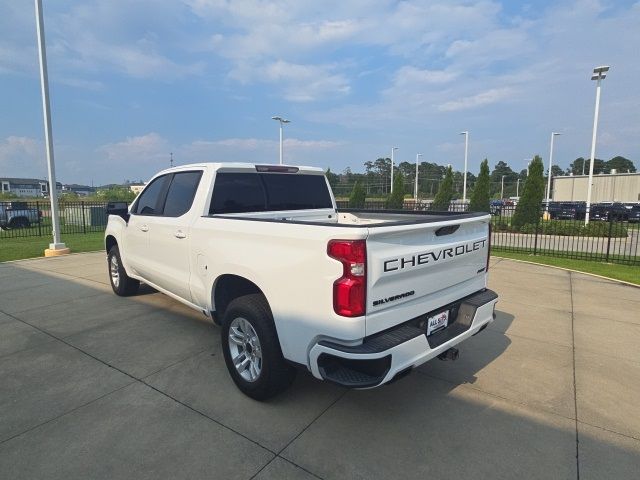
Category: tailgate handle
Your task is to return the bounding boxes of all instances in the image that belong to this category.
[435,225,460,236]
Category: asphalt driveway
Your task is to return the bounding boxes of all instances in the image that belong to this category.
[0,252,639,479]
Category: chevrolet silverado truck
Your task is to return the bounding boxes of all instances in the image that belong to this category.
[105,163,498,400]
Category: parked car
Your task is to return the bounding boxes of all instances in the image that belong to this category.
[0,202,41,229]
[105,163,498,400]
[547,202,586,220]
[590,203,628,221]
[627,205,640,223]
[489,200,503,216]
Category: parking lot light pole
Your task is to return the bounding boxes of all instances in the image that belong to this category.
[500,175,505,200]
[585,66,609,225]
[390,147,398,193]
[460,131,469,203]
[516,178,521,197]
[271,116,290,165]
[414,153,422,200]
[35,0,68,256]
[546,132,562,211]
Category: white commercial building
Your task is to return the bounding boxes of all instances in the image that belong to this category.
[552,172,640,203]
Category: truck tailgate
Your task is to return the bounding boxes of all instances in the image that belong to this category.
[365,215,490,335]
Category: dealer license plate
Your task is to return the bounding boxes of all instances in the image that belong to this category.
[426,310,449,336]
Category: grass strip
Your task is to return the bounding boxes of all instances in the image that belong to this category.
[0,232,105,262]
[493,251,639,285]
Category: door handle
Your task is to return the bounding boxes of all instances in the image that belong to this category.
[174,230,187,239]
[140,224,149,232]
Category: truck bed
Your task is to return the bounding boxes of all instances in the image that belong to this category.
[209,208,486,228]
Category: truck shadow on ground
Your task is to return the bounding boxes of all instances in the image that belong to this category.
[2,261,638,479]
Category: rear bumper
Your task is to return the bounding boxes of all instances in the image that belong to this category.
[309,289,498,388]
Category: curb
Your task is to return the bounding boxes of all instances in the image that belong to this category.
[491,255,640,288]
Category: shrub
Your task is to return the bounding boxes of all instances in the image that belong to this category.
[386,171,405,209]
[469,159,490,212]
[512,156,545,229]
[432,166,453,211]
[348,179,366,208]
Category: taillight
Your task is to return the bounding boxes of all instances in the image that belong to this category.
[486,223,492,272]
[327,240,366,317]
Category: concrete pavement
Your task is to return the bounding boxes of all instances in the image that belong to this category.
[0,252,639,479]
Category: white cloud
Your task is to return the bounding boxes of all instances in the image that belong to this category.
[230,60,350,102]
[0,136,43,178]
[438,87,514,112]
[98,133,169,162]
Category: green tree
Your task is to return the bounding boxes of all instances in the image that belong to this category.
[325,168,339,190]
[96,187,136,202]
[550,165,565,177]
[469,159,491,212]
[490,160,517,198]
[512,155,545,229]
[348,179,366,208]
[607,156,636,173]
[385,171,405,209]
[431,166,454,211]
[0,192,17,200]
[567,157,607,175]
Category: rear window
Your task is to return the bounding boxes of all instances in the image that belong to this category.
[210,172,332,214]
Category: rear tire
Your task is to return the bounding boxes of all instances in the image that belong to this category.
[107,245,140,296]
[9,217,29,229]
[221,294,296,400]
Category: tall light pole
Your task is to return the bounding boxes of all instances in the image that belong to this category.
[271,116,290,165]
[35,0,68,256]
[390,147,398,193]
[500,175,505,199]
[414,153,422,200]
[516,178,521,197]
[585,66,609,225]
[460,131,469,203]
[545,132,562,209]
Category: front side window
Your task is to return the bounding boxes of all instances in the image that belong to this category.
[133,175,169,215]
[163,171,203,217]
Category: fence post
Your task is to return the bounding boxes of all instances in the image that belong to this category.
[81,202,87,234]
[605,217,613,263]
[533,210,540,256]
[37,201,42,237]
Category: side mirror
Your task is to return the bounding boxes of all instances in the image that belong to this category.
[106,202,130,223]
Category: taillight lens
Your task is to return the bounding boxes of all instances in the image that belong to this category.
[328,240,366,317]
[486,223,492,272]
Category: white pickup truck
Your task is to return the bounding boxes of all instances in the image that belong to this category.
[105,163,498,400]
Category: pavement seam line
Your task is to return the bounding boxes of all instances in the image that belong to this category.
[415,369,578,424]
[4,291,106,316]
[1,309,278,456]
[569,271,580,480]
[275,389,349,457]
[248,455,325,480]
[0,381,137,446]
[576,420,640,443]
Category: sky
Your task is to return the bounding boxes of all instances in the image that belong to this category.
[0,0,639,186]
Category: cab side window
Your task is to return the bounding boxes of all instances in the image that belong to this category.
[163,171,203,217]
[131,175,169,215]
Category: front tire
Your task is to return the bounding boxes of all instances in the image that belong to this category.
[107,245,140,296]
[221,294,296,400]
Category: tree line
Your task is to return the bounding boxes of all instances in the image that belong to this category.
[327,155,636,202]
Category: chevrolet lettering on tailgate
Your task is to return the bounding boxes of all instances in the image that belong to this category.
[383,239,487,273]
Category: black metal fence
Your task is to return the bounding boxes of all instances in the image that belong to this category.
[3,199,638,266]
[0,201,119,239]
[337,200,639,266]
